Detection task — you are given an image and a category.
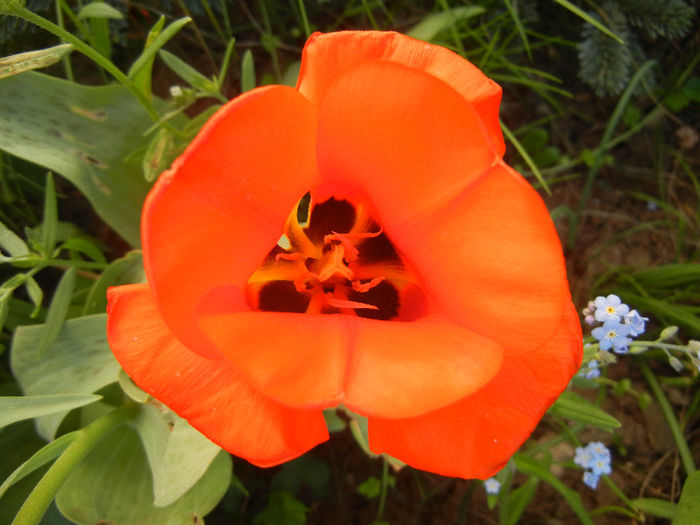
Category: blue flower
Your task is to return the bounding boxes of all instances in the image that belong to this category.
[594,294,629,323]
[584,360,600,379]
[590,456,612,476]
[592,319,632,353]
[484,477,501,495]
[624,309,648,337]
[574,446,593,469]
[587,441,611,460]
[583,471,600,489]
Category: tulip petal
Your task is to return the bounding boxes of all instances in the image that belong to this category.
[298,31,504,155]
[389,162,571,352]
[198,309,348,409]
[143,85,320,358]
[317,59,497,227]
[344,314,503,418]
[107,284,328,467]
[367,303,582,479]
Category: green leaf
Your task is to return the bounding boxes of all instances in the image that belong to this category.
[673,471,700,525]
[504,477,538,525]
[515,454,594,525]
[357,476,381,499]
[270,455,330,499]
[128,17,191,85]
[84,250,143,315]
[323,407,347,433]
[553,0,623,43]
[132,404,222,507]
[632,497,677,519]
[118,368,149,403]
[159,49,218,93]
[0,43,73,79]
[0,72,156,246]
[77,1,124,20]
[58,237,106,264]
[11,314,121,439]
[0,219,29,257]
[0,394,101,429]
[241,49,256,92]
[55,425,231,525]
[35,266,76,357]
[406,6,485,41]
[23,275,43,317]
[142,127,177,182]
[253,491,309,525]
[0,431,78,498]
[549,391,621,430]
[42,172,57,257]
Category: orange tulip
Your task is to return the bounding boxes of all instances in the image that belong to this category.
[107,31,582,478]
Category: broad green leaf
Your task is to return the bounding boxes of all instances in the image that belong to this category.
[0,219,29,257]
[0,431,78,497]
[77,1,124,20]
[632,497,677,519]
[42,172,58,256]
[253,491,308,525]
[118,368,149,403]
[241,49,256,92]
[11,313,120,439]
[0,72,155,246]
[515,454,594,525]
[159,49,218,93]
[83,250,144,315]
[35,266,76,357]
[323,407,347,433]
[673,471,700,525]
[407,6,484,41]
[132,404,221,507]
[56,425,231,525]
[0,394,101,429]
[549,391,621,430]
[0,43,73,79]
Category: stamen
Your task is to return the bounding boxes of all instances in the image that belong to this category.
[324,229,383,263]
[351,276,386,293]
[324,294,378,310]
[275,252,306,262]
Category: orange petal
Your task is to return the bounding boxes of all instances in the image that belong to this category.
[316,59,497,228]
[198,309,348,409]
[367,303,582,479]
[106,283,328,467]
[298,31,504,155]
[344,314,503,418]
[389,162,571,353]
[143,85,320,358]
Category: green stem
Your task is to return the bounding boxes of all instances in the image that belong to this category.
[639,361,696,475]
[2,2,170,131]
[12,403,137,525]
[375,456,389,522]
[296,0,311,37]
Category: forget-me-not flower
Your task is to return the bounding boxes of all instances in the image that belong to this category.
[592,319,632,353]
[594,294,629,323]
[484,478,501,495]
[624,309,648,337]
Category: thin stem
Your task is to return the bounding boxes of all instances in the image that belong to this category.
[296,0,311,37]
[54,0,73,81]
[639,360,696,475]
[12,404,138,525]
[375,457,389,522]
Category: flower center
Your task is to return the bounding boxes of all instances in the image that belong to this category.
[245,193,427,321]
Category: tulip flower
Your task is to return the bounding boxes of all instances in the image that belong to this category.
[107,31,582,478]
